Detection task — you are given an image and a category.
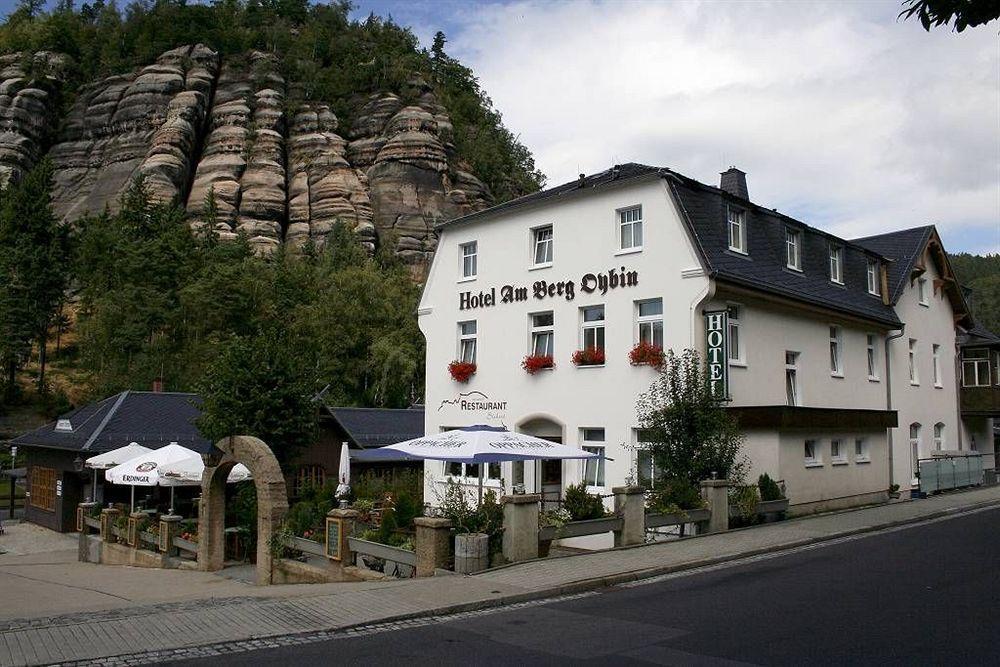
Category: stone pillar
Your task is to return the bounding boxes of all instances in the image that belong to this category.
[159,514,181,556]
[322,508,358,581]
[77,501,98,533]
[700,479,730,533]
[414,517,453,577]
[127,511,145,547]
[613,486,646,547]
[100,507,120,543]
[502,493,540,563]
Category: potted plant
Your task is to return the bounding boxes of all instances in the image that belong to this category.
[571,347,605,367]
[756,473,788,522]
[448,360,477,383]
[629,341,665,367]
[644,478,710,528]
[538,507,570,557]
[522,354,554,374]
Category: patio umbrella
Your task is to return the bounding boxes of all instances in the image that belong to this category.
[159,456,252,513]
[353,425,598,503]
[105,443,196,511]
[335,442,350,506]
[85,443,151,503]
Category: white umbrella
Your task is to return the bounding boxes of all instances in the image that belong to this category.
[353,425,597,504]
[105,443,196,511]
[335,442,350,506]
[85,443,152,503]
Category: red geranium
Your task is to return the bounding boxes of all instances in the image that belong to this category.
[571,347,606,366]
[448,360,477,383]
[522,354,555,374]
[629,341,665,367]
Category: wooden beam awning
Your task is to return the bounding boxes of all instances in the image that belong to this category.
[727,406,898,429]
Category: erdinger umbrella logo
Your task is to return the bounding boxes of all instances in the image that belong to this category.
[438,391,508,423]
[136,462,157,472]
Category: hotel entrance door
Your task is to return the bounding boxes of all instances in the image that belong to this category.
[540,437,562,511]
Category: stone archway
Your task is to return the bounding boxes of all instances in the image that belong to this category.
[198,436,288,585]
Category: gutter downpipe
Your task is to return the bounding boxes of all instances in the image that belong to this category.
[885,325,906,489]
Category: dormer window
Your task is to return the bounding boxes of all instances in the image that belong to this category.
[785,228,802,271]
[55,419,73,432]
[829,244,843,284]
[867,258,881,296]
[727,207,746,254]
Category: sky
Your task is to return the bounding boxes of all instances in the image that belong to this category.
[347,0,999,255]
[1,0,996,254]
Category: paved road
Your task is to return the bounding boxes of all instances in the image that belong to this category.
[169,506,1000,666]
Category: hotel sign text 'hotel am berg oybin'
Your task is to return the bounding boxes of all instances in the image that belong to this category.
[704,309,729,400]
[458,266,640,311]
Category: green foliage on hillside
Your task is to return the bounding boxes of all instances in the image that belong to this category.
[0,0,544,201]
[950,252,1000,334]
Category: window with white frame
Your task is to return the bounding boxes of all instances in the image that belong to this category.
[636,299,663,348]
[785,228,802,271]
[460,241,477,278]
[917,277,928,306]
[909,423,921,476]
[458,320,477,364]
[533,225,553,265]
[634,428,661,489]
[581,428,606,487]
[854,437,870,463]
[829,245,843,284]
[618,205,643,250]
[932,344,942,387]
[785,351,800,406]
[581,305,606,352]
[446,460,501,481]
[728,305,744,364]
[727,207,746,253]
[831,438,847,464]
[962,348,991,387]
[867,334,880,380]
[804,439,821,466]
[909,339,919,384]
[829,326,843,376]
[934,422,945,450]
[530,311,554,357]
[867,258,881,296]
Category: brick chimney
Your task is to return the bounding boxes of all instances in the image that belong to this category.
[720,167,748,200]
[151,378,164,393]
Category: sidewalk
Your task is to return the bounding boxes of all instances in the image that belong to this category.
[2,485,999,666]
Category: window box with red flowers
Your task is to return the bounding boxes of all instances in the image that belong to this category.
[571,347,606,367]
[448,360,477,383]
[629,341,664,368]
[522,354,555,374]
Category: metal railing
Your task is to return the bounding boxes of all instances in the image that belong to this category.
[918,454,984,494]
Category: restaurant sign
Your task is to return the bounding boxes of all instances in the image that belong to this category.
[459,267,639,311]
[704,310,729,400]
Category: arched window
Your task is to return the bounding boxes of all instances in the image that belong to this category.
[933,423,945,451]
[909,423,921,477]
[293,465,325,497]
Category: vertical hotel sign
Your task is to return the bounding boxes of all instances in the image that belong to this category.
[704,310,729,400]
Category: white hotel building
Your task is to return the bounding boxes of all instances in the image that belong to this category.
[417,164,998,514]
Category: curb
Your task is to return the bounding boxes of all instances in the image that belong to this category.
[46,494,1000,666]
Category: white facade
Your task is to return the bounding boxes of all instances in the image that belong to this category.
[418,166,986,518]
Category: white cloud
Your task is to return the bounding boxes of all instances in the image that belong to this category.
[445,0,1000,253]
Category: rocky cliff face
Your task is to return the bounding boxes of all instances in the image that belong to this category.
[0,45,492,265]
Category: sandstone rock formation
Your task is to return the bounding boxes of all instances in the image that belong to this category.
[0,46,493,264]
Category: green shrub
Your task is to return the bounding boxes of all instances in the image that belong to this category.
[758,473,784,502]
[646,478,705,514]
[563,483,606,521]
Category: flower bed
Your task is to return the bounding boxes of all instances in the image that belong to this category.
[629,341,664,367]
[448,360,477,383]
[522,354,554,374]
[571,347,605,367]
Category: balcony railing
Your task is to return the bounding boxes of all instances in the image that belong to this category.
[960,385,1000,416]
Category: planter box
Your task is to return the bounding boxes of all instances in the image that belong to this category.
[645,508,711,528]
[454,532,490,574]
[538,516,623,541]
[756,499,789,522]
[173,536,199,554]
[289,535,327,557]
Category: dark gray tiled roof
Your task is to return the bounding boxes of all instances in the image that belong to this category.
[9,391,211,454]
[852,226,934,304]
[960,323,1000,348]
[325,406,425,448]
[447,162,902,327]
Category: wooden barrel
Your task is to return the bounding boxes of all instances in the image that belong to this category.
[454,532,490,574]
